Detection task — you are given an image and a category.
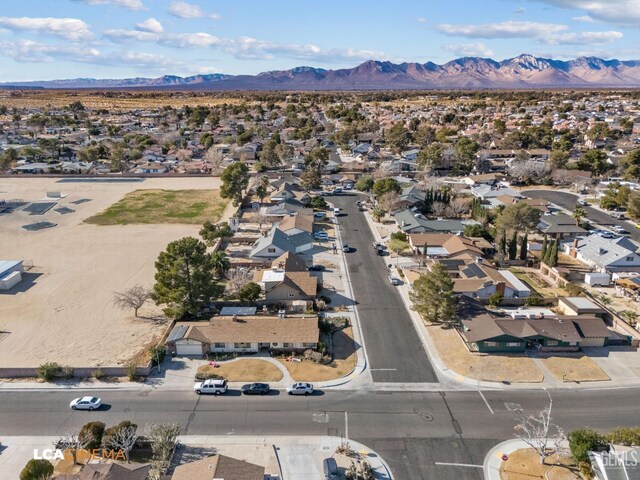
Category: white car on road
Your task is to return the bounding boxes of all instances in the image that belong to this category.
[286,382,314,395]
[193,379,228,395]
[70,396,102,411]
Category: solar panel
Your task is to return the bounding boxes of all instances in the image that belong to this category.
[24,202,56,215]
[463,263,487,279]
[22,221,57,231]
[71,198,92,205]
[54,207,75,214]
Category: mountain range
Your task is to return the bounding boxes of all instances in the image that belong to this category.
[6,54,640,90]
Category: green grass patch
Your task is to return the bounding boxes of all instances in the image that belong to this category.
[85,189,228,225]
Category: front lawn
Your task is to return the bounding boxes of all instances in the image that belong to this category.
[197,359,283,382]
[85,189,228,225]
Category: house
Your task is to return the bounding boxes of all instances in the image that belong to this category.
[56,463,150,480]
[278,212,314,235]
[557,297,606,318]
[270,182,311,204]
[393,209,481,234]
[170,454,265,480]
[254,251,317,301]
[458,299,610,352]
[470,184,523,209]
[269,251,308,271]
[537,214,586,238]
[407,233,491,257]
[165,315,319,355]
[250,225,314,258]
[262,198,309,216]
[395,185,427,211]
[131,162,168,174]
[564,236,640,273]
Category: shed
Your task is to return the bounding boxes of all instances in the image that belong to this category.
[585,272,611,286]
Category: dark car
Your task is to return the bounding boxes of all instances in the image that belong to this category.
[308,265,326,271]
[241,383,270,395]
[323,457,339,479]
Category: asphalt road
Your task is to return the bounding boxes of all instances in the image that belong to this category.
[331,193,437,383]
[523,190,640,242]
[2,388,640,479]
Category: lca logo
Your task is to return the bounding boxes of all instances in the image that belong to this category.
[34,448,127,462]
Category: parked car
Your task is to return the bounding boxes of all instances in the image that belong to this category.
[315,231,329,241]
[333,207,341,216]
[388,276,401,286]
[193,379,228,395]
[241,383,270,395]
[610,212,626,220]
[314,211,326,219]
[612,226,629,234]
[333,187,343,194]
[323,458,339,479]
[577,200,589,206]
[599,231,617,239]
[70,396,102,411]
[342,244,350,253]
[286,382,314,395]
[308,264,326,271]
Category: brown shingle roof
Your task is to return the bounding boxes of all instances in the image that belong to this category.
[182,316,319,344]
[278,212,313,233]
[283,271,318,297]
[171,454,264,480]
[56,463,150,480]
[271,251,308,271]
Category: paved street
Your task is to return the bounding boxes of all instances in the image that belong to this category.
[332,193,438,383]
[523,190,640,242]
[2,388,640,479]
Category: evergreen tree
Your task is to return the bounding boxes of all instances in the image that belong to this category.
[541,236,548,263]
[519,234,528,260]
[508,231,518,260]
[549,239,559,267]
[409,263,457,324]
[499,232,507,254]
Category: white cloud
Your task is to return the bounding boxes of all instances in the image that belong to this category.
[105,29,221,48]
[545,31,623,45]
[417,17,428,23]
[436,21,568,38]
[72,0,145,10]
[135,18,163,33]
[168,1,220,20]
[0,17,93,41]
[572,15,595,23]
[536,1,640,26]
[443,42,494,57]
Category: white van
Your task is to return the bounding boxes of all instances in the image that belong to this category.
[193,379,228,395]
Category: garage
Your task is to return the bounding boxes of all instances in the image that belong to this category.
[175,340,205,356]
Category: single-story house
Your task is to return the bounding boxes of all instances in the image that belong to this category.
[537,214,586,238]
[393,209,481,234]
[250,226,314,258]
[166,315,319,355]
[564,235,640,273]
[407,233,489,257]
[171,454,265,480]
[56,463,150,480]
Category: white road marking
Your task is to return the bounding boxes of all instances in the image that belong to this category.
[435,462,483,468]
[370,368,398,371]
[479,391,494,414]
[345,411,349,440]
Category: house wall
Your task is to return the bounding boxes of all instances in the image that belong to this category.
[265,283,312,302]
[208,341,316,353]
[294,242,314,254]
[580,337,606,347]
[474,336,526,353]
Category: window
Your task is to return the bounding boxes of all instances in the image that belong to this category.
[268,248,276,253]
[627,256,634,262]
[506,342,521,347]
[213,342,225,348]
[234,342,251,349]
[289,293,295,297]
[484,341,498,347]
[547,340,558,346]
[282,343,293,348]
[303,343,316,348]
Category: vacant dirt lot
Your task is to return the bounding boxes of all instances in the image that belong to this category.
[427,325,544,383]
[0,176,227,368]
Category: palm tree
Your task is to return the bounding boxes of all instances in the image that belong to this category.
[572,205,586,226]
[211,251,230,278]
[621,310,638,326]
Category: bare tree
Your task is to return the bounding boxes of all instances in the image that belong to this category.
[146,422,180,466]
[515,403,565,465]
[103,425,138,463]
[448,197,470,217]
[204,146,225,175]
[255,211,273,231]
[113,285,150,317]
[510,160,550,184]
[175,149,193,162]
[431,201,448,217]
[372,164,394,180]
[225,268,253,297]
[379,191,399,213]
[58,433,93,465]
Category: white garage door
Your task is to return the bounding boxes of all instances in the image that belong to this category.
[176,342,203,356]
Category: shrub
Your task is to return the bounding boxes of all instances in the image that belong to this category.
[149,345,166,367]
[20,459,54,480]
[102,420,137,448]
[195,366,224,381]
[79,421,106,450]
[568,428,606,464]
[60,366,74,379]
[91,368,105,380]
[390,231,408,242]
[307,196,328,209]
[524,294,543,306]
[564,283,583,296]
[37,362,62,382]
[125,363,138,381]
[606,427,640,446]
[578,461,594,479]
[488,292,503,307]
[238,282,262,302]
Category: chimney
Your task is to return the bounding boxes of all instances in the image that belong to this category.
[402,220,406,227]
[496,281,506,296]
[570,238,578,258]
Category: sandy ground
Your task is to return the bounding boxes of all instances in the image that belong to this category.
[0,176,226,368]
[500,449,579,480]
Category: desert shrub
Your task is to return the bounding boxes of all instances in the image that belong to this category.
[125,363,138,381]
[20,459,53,480]
[390,231,408,242]
[488,292,503,307]
[524,294,543,306]
[606,427,640,446]
[195,366,225,381]
[149,345,166,367]
[564,283,583,296]
[91,368,105,380]
[60,366,74,379]
[37,362,62,382]
[79,421,106,450]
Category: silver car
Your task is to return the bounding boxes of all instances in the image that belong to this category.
[70,396,102,411]
[286,382,314,395]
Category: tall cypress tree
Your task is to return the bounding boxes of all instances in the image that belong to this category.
[508,231,518,260]
[541,236,548,264]
[520,233,528,260]
[499,232,507,254]
[550,239,559,267]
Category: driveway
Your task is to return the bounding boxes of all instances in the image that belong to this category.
[331,193,438,383]
[522,190,640,242]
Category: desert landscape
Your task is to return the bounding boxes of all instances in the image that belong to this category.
[0,176,228,368]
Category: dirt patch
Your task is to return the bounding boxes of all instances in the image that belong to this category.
[500,448,580,480]
[198,359,283,382]
[538,355,610,382]
[428,325,544,383]
[279,327,357,382]
[85,189,228,225]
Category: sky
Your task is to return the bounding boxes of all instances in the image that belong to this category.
[1,0,640,81]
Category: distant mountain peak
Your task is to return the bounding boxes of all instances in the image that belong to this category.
[3,54,640,90]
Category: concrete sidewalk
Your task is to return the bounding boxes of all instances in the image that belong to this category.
[483,439,531,480]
